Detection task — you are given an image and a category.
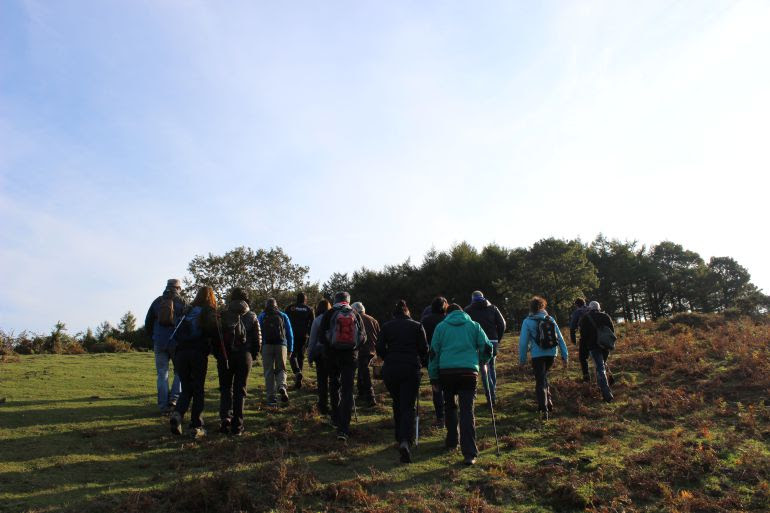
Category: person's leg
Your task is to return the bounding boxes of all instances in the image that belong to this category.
[579,339,590,381]
[316,357,330,414]
[277,345,288,402]
[479,363,492,405]
[155,349,170,411]
[189,350,208,428]
[169,356,181,406]
[337,355,356,435]
[357,353,376,405]
[603,350,614,385]
[232,351,253,432]
[432,383,444,423]
[262,345,277,403]
[399,368,419,445]
[329,356,342,426]
[591,349,613,402]
[441,376,459,448]
[458,375,478,460]
[488,341,498,400]
[217,356,234,427]
[531,358,547,412]
[543,357,554,412]
[174,349,194,419]
[383,368,402,443]
[296,338,306,372]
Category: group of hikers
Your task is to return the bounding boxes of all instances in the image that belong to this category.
[145,279,616,465]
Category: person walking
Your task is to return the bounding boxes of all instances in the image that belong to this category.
[420,296,448,426]
[308,298,333,415]
[578,301,616,402]
[215,288,261,435]
[351,301,381,407]
[169,286,217,438]
[376,300,428,463]
[464,291,506,406]
[518,296,569,419]
[428,304,493,466]
[285,292,315,390]
[318,291,367,441]
[258,298,294,407]
[145,279,185,414]
[569,297,592,382]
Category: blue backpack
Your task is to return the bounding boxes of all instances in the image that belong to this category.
[171,307,203,344]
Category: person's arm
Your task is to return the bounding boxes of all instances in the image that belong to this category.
[307,317,321,360]
[282,312,294,354]
[356,312,367,347]
[555,323,569,365]
[427,326,442,382]
[145,301,156,339]
[518,320,529,365]
[375,324,387,360]
[417,324,428,367]
[494,307,506,341]
[251,314,262,358]
[477,325,493,365]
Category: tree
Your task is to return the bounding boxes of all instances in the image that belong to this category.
[322,272,353,299]
[95,321,114,342]
[118,311,137,336]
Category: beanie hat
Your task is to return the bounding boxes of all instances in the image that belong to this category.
[167,278,182,289]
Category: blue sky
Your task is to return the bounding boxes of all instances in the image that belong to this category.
[1,0,768,334]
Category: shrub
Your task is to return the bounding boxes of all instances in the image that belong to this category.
[90,337,133,353]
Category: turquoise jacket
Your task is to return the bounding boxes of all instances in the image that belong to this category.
[518,311,569,364]
[428,310,493,381]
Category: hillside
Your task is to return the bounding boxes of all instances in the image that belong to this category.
[1,313,769,512]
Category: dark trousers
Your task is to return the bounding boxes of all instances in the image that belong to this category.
[440,373,478,459]
[316,357,331,413]
[217,350,252,431]
[329,351,357,435]
[174,348,208,428]
[357,352,375,402]
[383,363,421,444]
[531,356,554,412]
[579,338,590,378]
[432,384,444,420]
[290,336,308,374]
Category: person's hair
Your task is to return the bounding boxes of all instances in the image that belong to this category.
[574,297,586,307]
[431,296,448,314]
[297,292,307,304]
[529,296,547,313]
[393,299,410,317]
[334,291,351,304]
[447,303,463,313]
[265,298,278,310]
[351,302,365,314]
[192,286,217,310]
[315,299,332,317]
[229,287,249,304]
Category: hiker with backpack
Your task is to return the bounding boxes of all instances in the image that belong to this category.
[145,279,186,413]
[308,298,333,415]
[285,292,315,390]
[214,288,261,435]
[376,300,428,463]
[518,296,569,419]
[318,291,367,441]
[351,302,381,407]
[578,301,616,402]
[465,291,506,406]
[258,298,294,406]
[428,303,493,466]
[569,297,592,382]
[420,296,448,426]
[169,286,218,438]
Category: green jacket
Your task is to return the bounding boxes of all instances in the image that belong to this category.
[428,310,493,380]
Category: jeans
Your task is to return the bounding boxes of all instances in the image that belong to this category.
[289,335,308,375]
[441,373,478,459]
[357,352,375,403]
[155,348,181,410]
[174,348,208,428]
[383,363,421,444]
[218,350,252,431]
[590,349,613,401]
[531,356,554,412]
[329,351,357,435]
[480,340,498,404]
[262,344,287,402]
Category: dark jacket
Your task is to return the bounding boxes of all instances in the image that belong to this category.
[145,289,186,351]
[174,305,218,353]
[578,310,615,352]
[257,307,294,352]
[376,313,428,369]
[285,302,315,342]
[569,305,591,344]
[216,300,262,358]
[319,302,367,355]
[464,300,506,341]
[359,313,381,356]
[420,312,446,346]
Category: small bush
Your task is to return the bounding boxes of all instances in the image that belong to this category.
[90,337,133,353]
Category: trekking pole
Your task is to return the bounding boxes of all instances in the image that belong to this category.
[353,392,359,423]
[214,295,229,370]
[415,380,421,447]
[485,364,500,457]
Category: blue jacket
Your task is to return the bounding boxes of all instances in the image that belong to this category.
[257,310,294,353]
[518,311,569,364]
[145,290,186,352]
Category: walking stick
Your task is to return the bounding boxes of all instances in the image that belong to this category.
[415,380,421,447]
[485,364,500,457]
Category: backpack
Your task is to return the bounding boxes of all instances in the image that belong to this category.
[535,316,559,349]
[262,310,286,344]
[171,308,203,344]
[157,297,175,327]
[327,306,363,350]
[221,311,247,350]
[585,313,617,350]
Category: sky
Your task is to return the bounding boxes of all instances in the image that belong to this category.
[1,0,768,334]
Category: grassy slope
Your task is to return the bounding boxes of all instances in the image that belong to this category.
[1,315,769,513]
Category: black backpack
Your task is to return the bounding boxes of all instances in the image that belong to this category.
[535,316,559,349]
[262,310,286,344]
[585,313,617,350]
[221,311,247,351]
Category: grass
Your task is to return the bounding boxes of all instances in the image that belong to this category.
[1,314,769,512]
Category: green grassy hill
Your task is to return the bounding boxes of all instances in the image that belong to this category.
[1,313,769,512]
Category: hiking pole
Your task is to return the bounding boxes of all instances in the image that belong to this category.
[415,379,421,447]
[353,392,359,423]
[485,364,500,457]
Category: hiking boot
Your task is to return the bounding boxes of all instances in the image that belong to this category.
[463,456,477,466]
[218,420,231,435]
[445,440,459,451]
[279,388,289,404]
[294,373,303,390]
[541,410,550,422]
[399,441,412,463]
[169,412,182,436]
[231,427,244,437]
[189,426,207,439]
[603,392,615,403]
[336,431,349,442]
